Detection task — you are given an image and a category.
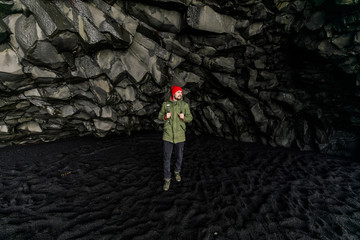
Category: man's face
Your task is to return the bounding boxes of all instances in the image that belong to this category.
[174,90,182,100]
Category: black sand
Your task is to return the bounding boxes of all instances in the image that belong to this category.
[1,130,360,240]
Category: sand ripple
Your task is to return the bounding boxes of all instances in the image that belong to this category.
[0,131,359,239]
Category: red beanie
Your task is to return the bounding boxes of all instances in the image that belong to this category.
[171,86,183,100]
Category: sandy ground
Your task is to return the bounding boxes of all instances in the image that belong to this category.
[0,130,359,240]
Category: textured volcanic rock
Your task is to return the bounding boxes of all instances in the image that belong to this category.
[19,0,75,37]
[0,19,9,43]
[128,2,184,33]
[0,0,359,156]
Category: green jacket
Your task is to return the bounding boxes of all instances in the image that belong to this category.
[158,98,193,143]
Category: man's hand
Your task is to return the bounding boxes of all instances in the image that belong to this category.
[178,113,184,121]
[166,113,171,119]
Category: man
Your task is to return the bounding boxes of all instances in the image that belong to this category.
[158,86,193,191]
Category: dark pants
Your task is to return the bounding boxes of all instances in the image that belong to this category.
[163,141,184,179]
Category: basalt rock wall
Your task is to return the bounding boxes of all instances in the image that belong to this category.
[0,0,359,156]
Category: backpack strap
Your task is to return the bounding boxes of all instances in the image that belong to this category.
[181,101,184,113]
[166,101,171,113]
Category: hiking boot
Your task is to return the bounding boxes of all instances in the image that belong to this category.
[174,171,181,182]
[163,179,171,191]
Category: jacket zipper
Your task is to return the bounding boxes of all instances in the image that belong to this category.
[172,102,175,142]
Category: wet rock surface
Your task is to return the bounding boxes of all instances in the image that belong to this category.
[0,0,359,156]
[0,131,359,239]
